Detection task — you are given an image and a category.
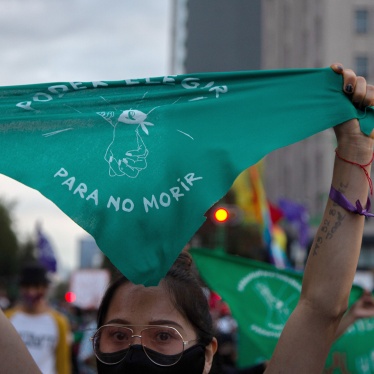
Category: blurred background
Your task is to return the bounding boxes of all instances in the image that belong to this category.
[1,1,374,371]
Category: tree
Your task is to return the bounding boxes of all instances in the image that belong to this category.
[0,200,20,279]
[0,199,21,301]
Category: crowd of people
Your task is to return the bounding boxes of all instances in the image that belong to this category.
[2,261,374,374]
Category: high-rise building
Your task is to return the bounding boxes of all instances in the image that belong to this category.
[79,236,103,269]
[172,0,262,74]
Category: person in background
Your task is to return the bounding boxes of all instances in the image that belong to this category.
[5,262,72,374]
[334,289,374,339]
[77,308,98,374]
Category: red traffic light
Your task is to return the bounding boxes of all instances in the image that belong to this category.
[65,291,76,303]
[213,207,230,223]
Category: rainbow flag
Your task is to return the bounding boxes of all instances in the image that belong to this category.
[232,164,290,268]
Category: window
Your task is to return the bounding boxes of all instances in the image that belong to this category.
[355,56,369,78]
[355,9,369,34]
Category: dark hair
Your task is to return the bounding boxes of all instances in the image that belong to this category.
[97,251,214,346]
[19,262,49,287]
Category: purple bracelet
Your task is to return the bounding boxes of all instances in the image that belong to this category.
[329,186,374,217]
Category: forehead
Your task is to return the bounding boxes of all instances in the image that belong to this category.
[104,282,195,336]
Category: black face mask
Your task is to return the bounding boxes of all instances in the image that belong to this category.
[96,344,206,374]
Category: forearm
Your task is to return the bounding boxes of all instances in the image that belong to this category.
[267,126,374,374]
[301,126,373,318]
[0,309,41,373]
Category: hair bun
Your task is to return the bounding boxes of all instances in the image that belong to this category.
[167,250,194,278]
[177,251,193,269]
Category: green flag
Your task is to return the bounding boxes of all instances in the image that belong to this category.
[0,68,373,285]
[190,248,374,372]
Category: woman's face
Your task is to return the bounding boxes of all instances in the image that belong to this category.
[103,281,217,373]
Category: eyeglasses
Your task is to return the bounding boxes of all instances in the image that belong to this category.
[91,324,197,367]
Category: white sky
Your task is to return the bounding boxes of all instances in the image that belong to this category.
[0,0,172,272]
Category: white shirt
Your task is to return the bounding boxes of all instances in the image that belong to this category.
[9,311,58,374]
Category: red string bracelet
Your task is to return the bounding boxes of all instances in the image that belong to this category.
[335,149,374,195]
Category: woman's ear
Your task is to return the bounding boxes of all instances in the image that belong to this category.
[203,337,218,373]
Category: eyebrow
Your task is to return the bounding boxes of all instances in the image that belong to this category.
[105,318,131,325]
[105,318,185,331]
[149,320,185,330]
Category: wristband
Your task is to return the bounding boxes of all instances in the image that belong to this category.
[335,149,374,195]
[329,186,374,217]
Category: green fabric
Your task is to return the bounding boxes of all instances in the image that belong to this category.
[190,248,374,372]
[0,68,373,285]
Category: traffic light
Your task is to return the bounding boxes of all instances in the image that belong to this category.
[211,205,242,225]
[65,291,76,303]
[214,207,230,223]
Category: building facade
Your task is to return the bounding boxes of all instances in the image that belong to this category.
[262,0,374,222]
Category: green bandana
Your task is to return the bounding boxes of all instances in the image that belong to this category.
[0,67,373,285]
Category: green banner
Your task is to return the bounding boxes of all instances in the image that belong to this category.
[0,68,373,285]
[191,248,374,373]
